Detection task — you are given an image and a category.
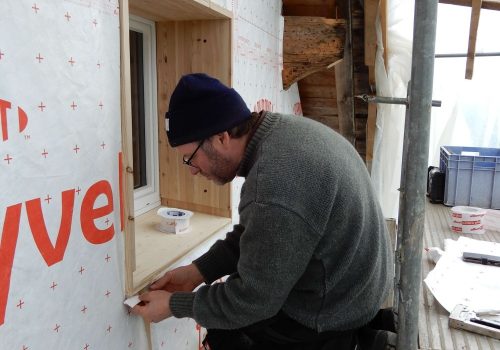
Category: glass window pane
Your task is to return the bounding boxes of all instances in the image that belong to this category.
[129,30,147,189]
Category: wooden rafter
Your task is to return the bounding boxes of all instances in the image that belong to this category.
[466,0,482,79]
[439,0,500,11]
[282,16,345,90]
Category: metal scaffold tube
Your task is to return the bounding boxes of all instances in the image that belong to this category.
[396,0,438,349]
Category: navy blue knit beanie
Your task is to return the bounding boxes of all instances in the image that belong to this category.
[166,73,251,147]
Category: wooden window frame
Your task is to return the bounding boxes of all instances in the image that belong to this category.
[119,0,233,295]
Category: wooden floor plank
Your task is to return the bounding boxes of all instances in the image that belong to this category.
[422,210,446,349]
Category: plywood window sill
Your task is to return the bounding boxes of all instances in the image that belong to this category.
[131,207,231,293]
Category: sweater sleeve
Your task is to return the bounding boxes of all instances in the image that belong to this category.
[192,224,243,284]
[173,202,320,329]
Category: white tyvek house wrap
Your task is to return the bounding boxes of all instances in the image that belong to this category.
[149,1,301,349]
[0,1,147,349]
[232,0,300,116]
[230,0,301,226]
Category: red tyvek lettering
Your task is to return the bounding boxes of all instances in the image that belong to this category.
[81,180,114,244]
[0,99,12,141]
[18,107,28,133]
[1,153,121,327]
[26,190,75,266]
[0,203,22,326]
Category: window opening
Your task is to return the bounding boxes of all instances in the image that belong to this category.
[129,16,160,216]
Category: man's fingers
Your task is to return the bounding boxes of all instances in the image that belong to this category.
[138,292,152,302]
[150,273,171,290]
[130,290,172,324]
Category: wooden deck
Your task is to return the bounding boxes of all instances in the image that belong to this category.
[419,201,500,350]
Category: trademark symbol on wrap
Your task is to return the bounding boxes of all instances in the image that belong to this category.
[0,99,28,142]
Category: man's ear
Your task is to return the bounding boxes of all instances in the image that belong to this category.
[213,132,231,149]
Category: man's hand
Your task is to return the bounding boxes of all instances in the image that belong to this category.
[131,290,172,323]
[150,263,204,292]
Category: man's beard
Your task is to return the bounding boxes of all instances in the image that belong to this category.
[202,144,238,185]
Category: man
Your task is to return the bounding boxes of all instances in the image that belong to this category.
[132,73,394,350]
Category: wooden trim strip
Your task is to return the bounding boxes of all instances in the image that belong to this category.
[119,0,137,295]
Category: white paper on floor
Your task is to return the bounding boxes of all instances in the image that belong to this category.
[424,237,500,317]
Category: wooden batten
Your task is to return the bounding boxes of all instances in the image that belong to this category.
[363,0,378,168]
[156,20,232,218]
[335,3,356,146]
[365,96,377,170]
[380,0,388,71]
[119,0,137,295]
[335,39,355,145]
[282,16,346,90]
[364,0,378,67]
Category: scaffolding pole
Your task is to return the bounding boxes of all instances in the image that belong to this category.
[396,0,438,349]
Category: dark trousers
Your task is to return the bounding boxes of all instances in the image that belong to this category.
[203,311,357,350]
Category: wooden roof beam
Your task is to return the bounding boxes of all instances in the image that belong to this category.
[282,16,345,90]
[439,0,500,11]
[466,0,482,79]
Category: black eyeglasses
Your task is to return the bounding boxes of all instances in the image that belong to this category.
[182,139,205,167]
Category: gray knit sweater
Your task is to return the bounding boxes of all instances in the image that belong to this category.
[170,112,394,332]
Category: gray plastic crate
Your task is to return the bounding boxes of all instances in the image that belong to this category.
[440,146,500,209]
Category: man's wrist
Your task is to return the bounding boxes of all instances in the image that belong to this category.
[170,292,195,319]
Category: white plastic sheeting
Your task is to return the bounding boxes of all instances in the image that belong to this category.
[371,1,500,219]
[429,5,500,166]
[371,0,414,219]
